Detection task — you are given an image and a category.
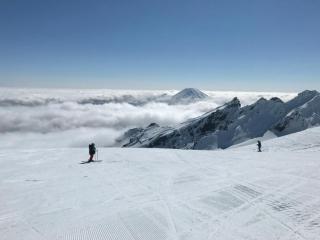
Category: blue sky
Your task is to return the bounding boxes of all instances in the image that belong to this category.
[1,0,319,91]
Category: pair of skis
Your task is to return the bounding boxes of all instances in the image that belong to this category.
[80,160,102,164]
[80,149,101,164]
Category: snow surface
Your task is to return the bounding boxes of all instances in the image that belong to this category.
[1,127,320,240]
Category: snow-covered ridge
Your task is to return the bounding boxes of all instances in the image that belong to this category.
[273,93,320,136]
[120,90,320,150]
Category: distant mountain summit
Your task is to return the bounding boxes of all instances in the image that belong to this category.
[169,88,208,104]
[118,90,320,150]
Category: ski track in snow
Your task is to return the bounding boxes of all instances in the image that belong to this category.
[1,127,320,240]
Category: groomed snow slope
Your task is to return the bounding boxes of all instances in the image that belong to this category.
[1,127,320,240]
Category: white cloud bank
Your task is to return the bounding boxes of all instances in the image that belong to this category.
[0,88,296,148]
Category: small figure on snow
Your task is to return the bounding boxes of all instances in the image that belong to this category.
[257,140,262,152]
[88,143,96,162]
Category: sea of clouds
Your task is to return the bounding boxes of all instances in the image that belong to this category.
[0,88,297,148]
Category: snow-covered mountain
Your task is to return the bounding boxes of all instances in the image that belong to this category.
[273,91,320,136]
[169,88,208,105]
[120,90,320,150]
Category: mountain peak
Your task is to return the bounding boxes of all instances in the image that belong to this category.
[270,97,283,103]
[147,122,160,128]
[298,90,319,97]
[285,89,319,111]
[170,88,208,104]
[227,97,241,108]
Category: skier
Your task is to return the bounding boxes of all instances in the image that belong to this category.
[88,143,96,162]
[257,140,262,152]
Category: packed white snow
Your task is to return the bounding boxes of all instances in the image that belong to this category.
[1,127,320,240]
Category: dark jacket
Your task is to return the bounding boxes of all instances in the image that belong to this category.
[89,144,96,155]
[257,141,261,148]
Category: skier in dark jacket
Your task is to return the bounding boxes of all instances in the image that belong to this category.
[257,140,262,152]
[88,143,96,162]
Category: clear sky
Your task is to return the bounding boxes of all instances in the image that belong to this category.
[1,0,319,91]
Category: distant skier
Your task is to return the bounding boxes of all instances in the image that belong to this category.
[88,143,96,162]
[257,140,262,152]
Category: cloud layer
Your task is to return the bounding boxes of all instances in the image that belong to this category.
[0,88,297,148]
